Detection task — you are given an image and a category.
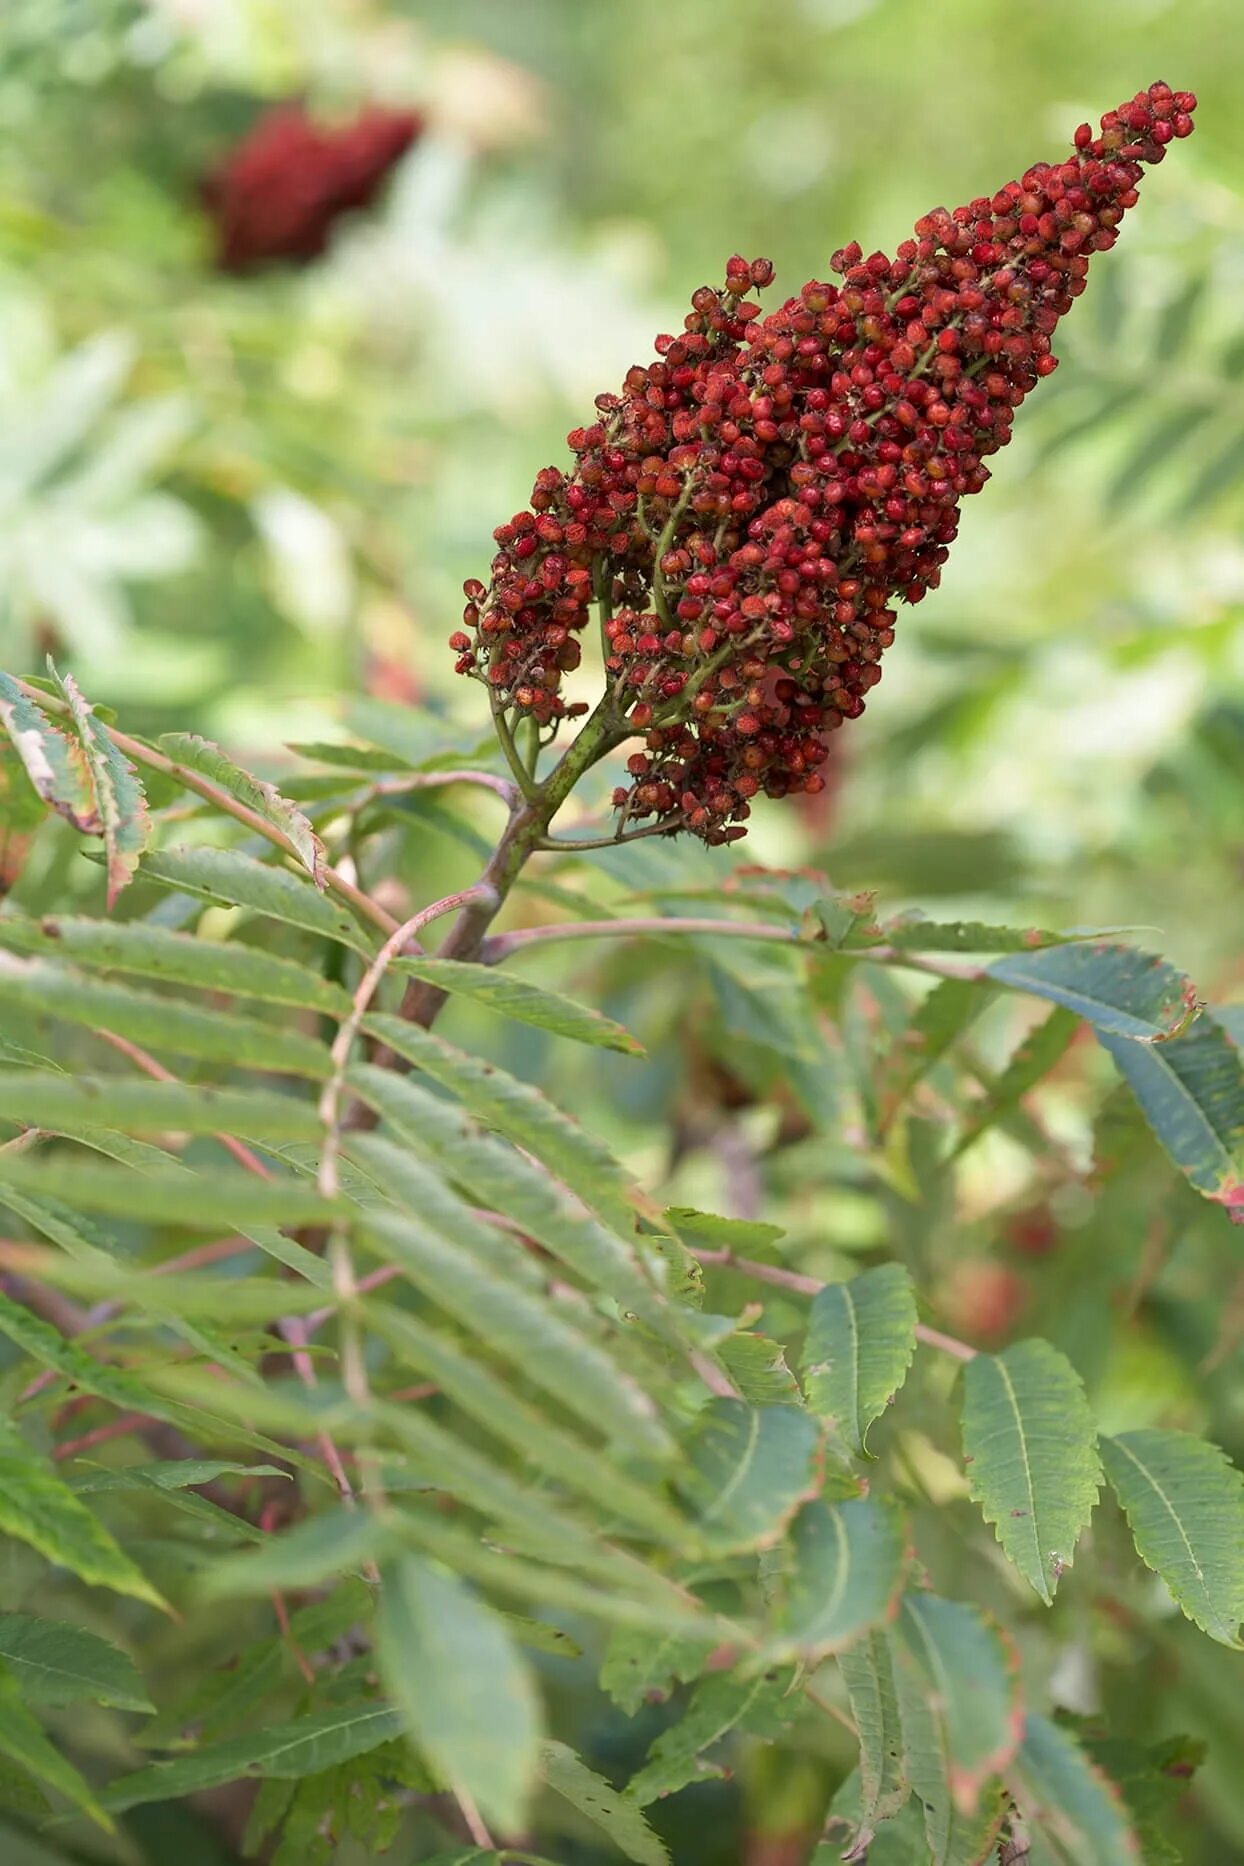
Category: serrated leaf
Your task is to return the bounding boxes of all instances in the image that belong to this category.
[801,1265,917,1456]
[346,1095,670,1335]
[0,1669,111,1829]
[366,1304,691,1545]
[0,1070,321,1141]
[624,1665,799,1806]
[716,1330,801,1405]
[377,1553,541,1831]
[160,732,325,885]
[200,1507,387,1598]
[103,1702,403,1810]
[961,1339,1102,1603]
[838,1630,909,1840]
[599,1627,715,1716]
[360,1206,668,1458]
[391,956,643,1055]
[675,1399,820,1553]
[880,978,989,1129]
[664,1206,787,1256]
[54,669,150,906]
[0,1419,164,1608]
[897,1595,1022,1815]
[0,1614,152,1712]
[364,1014,637,1236]
[0,673,98,832]
[0,914,349,1013]
[1100,1430,1244,1646]
[880,918,1074,954]
[1076,1727,1203,1866]
[1098,1012,1244,1219]
[987,944,1196,1042]
[0,956,329,1077]
[1009,1714,1141,1865]
[137,844,372,950]
[953,1006,1078,1159]
[0,1152,337,1229]
[891,1634,1010,1865]
[775,1496,906,1659]
[542,1740,669,1865]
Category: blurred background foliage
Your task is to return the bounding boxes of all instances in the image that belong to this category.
[1,2,1242,1862]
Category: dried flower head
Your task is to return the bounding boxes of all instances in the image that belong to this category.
[456,83,1196,842]
[202,103,422,273]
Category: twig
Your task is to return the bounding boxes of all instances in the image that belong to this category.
[11,674,402,943]
[275,1314,358,1507]
[363,769,518,806]
[454,1787,496,1851]
[532,815,685,853]
[688,1246,977,1362]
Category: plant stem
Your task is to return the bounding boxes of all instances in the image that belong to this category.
[687,1246,977,1361]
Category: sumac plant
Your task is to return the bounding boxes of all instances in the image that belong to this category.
[0,80,1240,1866]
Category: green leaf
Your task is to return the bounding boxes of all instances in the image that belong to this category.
[0,673,98,833]
[377,1553,541,1831]
[0,1070,321,1141]
[159,733,325,885]
[392,956,644,1055]
[53,668,150,906]
[0,1614,152,1712]
[878,917,1077,954]
[0,1152,336,1230]
[961,1339,1102,1603]
[1098,1012,1244,1219]
[0,957,329,1078]
[716,1331,801,1405]
[801,1265,918,1456]
[0,1418,164,1608]
[599,1627,715,1717]
[0,914,350,1013]
[879,978,989,1128]
[1099,1430,1244,1646]
[987,944,1196,1042]
[1076,1727,1203,1866]
[103,1702,404,1810]
[1009,1714,1141,1866]
[137,844,372,951]
[675,1399,820,1553]
[0,1669,111,1829]
[775,1497,906,1658]
[624,1665,799,1806]
[838,1630,909,1841]
[364,1014,637,1235]
[891,1628,1011,1865]
[366,1305,690,1545]
[896,1595,1021,1814]
[542,1740,669,1865]
[360,1207,669,1458]
[820,1785,928,1864]
[953,1007,1079,1158]
[200,1507,387,1598]
[349,1071,671,1336]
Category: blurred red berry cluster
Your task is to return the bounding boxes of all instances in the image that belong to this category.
[202,103,422,273]
[455,83,1194,843]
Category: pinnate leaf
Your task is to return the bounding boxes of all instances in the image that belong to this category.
[775,1496,906,1658]
[103,1703,404,1809]
[1098,1012,1244,1220]
[675,1399,820,1552]
[392,956,644,1054]
[896,1594,1022,1816]
[0,672,97,833]
[0,1614,151,1712]
[624,1666,799,1806]
[160,732,325,884]
[1009,1713,1141,1866]
[801,1264,917,1456]
[377,1553,541,1831]
[542,1740,669,1865]
[1100,1429,1244,1646]
[138,844,372,950]
[0,1418,164,1608]
[55,668,150,907]
[987,943,1197,1042]
[961,1339,1101,1603]
[0,1669,111,1829]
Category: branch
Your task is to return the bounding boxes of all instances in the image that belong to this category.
[11,675,403,944]
[687,1246,977,1362]
[96,1029,274,1181]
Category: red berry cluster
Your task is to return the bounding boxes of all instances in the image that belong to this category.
[455,84,1195,842]
[202,104,422,273]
